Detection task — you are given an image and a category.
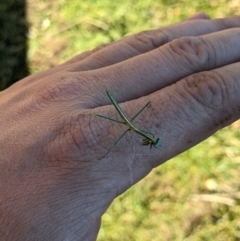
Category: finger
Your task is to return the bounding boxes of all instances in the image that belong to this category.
[31,11,209,78]
[56,11,208,68]
[146,61,240,167]
[64,12,209,69]
[53,12,209,71]
[21,16,240,88]
[185,12,210,21]
[70,16,240,73]
[89,26,240,105]
[65,12,209,66]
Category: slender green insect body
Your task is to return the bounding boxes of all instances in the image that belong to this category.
[106,90,158,145]
[97,89,161,157]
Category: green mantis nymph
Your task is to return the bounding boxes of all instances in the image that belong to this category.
[97,89,161,157]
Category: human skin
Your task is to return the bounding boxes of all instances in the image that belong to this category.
[0,14,240,241]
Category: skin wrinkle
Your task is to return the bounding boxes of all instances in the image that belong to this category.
[47,193,108,222]
[68,114,93,154]
[198,36,219,69]
[206,71,230,109]
[204,72,226,107]
[59,75,90,101]
[180,71,238,131]
[183,73,221,112]
[158,27,174,46]
[4,192,48,240]
[77,114,108,157]
[66,119,87,154]
[81,75,114,107]
[112,42,140,60]
[68,126,81,152]
[151,85,209,153]
[54,82,84,102]
[212,69,233,106]
[155,47,182,82]
[88,113,107,145]
[130,30,163,52]
[96,121,114,153]
[124,40,146,56]
[46,128,72,165]
[16,94,43,116]
[167,88,202,130]
[64,180,112,193]
[169,37,211,73]
[38,84,61,103]
[60,129,73,157]
[44,200,91,230]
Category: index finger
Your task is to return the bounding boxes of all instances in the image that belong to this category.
[70,16,240,73]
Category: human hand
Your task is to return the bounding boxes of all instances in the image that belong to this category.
[1,14,240,241]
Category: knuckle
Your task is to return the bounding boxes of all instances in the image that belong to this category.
[69,114,95,152]
[48,112,99,161]
[34,74,78,102]
[179,69,240,129]
[183,71,229,110]
[128,31,156,53]
[128,29,171,53]
[169,36,216,70]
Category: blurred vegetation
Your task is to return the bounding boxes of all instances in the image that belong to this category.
[0,0,28,90]
[27,0,240,73]
[3,0,240,240]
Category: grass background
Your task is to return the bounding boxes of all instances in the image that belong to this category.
[6,0,240,240]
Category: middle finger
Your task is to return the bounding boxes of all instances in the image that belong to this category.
[85,27,240,106]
